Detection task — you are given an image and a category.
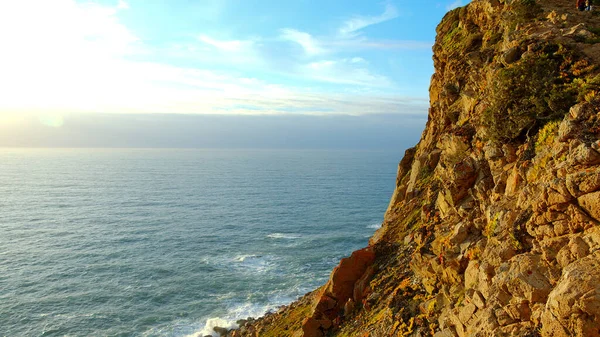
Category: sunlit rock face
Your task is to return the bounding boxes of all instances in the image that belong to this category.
[226,0,600,336]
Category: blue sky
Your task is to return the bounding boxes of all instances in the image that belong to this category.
[0,0,468,119]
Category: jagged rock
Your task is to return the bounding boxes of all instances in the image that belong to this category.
[325,247,375,305]
[566,168,600,197]
[213,326,229,336]
[578,191,600,222]
[301,247,375,336]
[571,144,600,166]
[493,254,552,304]
[569,102,595,121]
[501,46,521,65]
[541,252,600,337]
[555,235,589,268]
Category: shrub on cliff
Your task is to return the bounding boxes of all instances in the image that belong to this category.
[482,44,580,141]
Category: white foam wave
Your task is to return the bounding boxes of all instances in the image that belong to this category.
[266,233,301,239]
[186,317,236,337]
[366,222,382,229]
[232,254,276,273]
[234,254,258,262]
[187,300,286,337]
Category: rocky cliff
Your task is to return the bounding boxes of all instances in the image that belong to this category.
[225,0,600,336]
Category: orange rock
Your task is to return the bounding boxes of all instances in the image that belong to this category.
[301,317,324,337]
[326,247,376,304]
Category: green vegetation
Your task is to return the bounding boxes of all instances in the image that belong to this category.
[512,0,541,20]
[507,0,542,28]
[438,8,483,56]
[484,213,500,239]
[535,120,560,149]
[481,43,580,141]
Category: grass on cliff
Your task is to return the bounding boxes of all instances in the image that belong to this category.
[481,43,591,141]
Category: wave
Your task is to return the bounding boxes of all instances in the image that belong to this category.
[232,254,276,273]
[186,291,303,337]
[266,233,301,240]
[366,222,382,229]
[234,254,259,262]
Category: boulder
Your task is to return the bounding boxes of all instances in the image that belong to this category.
[325,247,376,305]
[566,168,600,198]
[578,191,600,222]
[541,252,600,337]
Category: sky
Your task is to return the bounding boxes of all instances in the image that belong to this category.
[0,0,468,148]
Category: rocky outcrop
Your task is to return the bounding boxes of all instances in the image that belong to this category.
[228,0,600,336]
[301,247,376,337]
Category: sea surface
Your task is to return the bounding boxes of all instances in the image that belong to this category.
[0,148,401,337]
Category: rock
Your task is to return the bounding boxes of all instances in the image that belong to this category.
[213,326,230,336]
[541,252,600,337]
[450,222,469,245]
[578,191,600,222]
[484,142,504,160]
[343,299,355,316]
[555,235,589,268]
[566,168,600,198]
[572,144,600,166]
[301,317,324,337]
[433,328,457,337]
[558,119,578,142]
[569,103,595,121]
[495,307,515,326]
[458,303,477,323]
[464,260,480,289]
[502,46,521,65]
[505,165,522,196]
[471,291,486,309]
[493,254,552,304]
[302,247,375,336]
[325,247,375,305]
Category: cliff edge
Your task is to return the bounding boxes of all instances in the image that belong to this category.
[225,0,600,336]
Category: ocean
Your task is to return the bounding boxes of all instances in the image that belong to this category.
[0,148,401,337]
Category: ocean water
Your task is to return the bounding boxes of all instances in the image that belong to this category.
[0,148,401,337]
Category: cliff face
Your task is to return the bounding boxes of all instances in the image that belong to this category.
[227,1,600,336]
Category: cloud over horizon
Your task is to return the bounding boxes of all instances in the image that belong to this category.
[0,0,446,118]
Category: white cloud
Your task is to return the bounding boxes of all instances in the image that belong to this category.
[198,35,250,52]
[117,0,129,10]
[0,0,427,117]
[446,0,463,10]
[279,29,325,56]
[303,59,394,88]
[339,3,399,37]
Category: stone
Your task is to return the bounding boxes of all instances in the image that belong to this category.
[433,329,457,337]
[464,260,480,289]
[555,235,589,268]
[578,191,600,222]
[471,291,486,309]
[213,326,230,336]
[572,144,600,166]
[541,252,600,337]
[569,103,595,121]
[458,303,477,324]
[302,247,376,336]
[450,222,469,245]
[492,254,552,304]
[353,265,374,302]
[301,317,324,337]
[325,247,375,306]
[495,307,515,326]
[502,46,521,65]
[558,119,578,142]
[343,299,355,316]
